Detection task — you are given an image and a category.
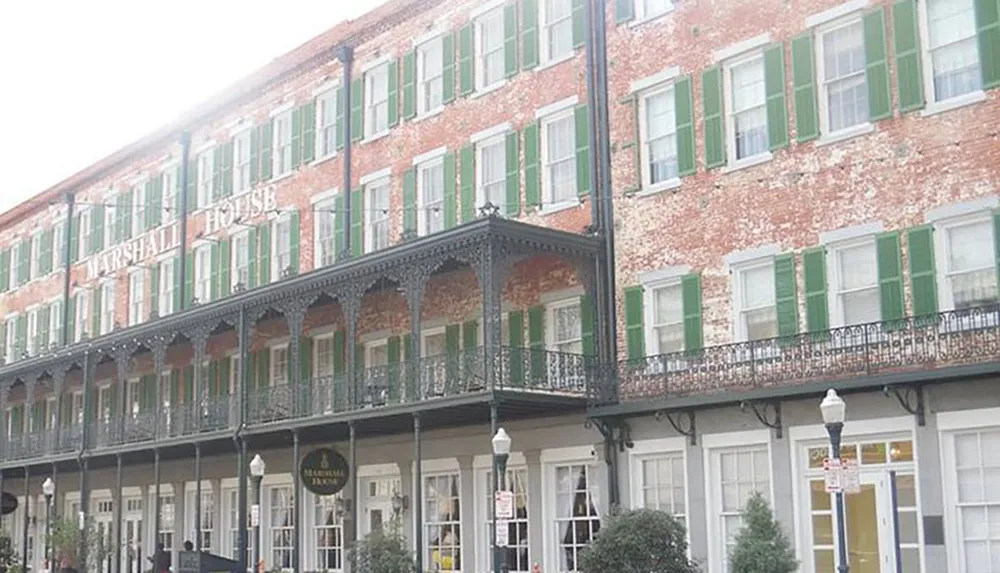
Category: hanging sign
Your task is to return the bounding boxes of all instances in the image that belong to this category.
[495,520,510,547]
[1,492,17,515]
[202,186,278,236]
[86,222,180,280]
[841,458,861,494]
[495,490,514,520]
[823,458,843,493]
[300,447,350,496]
[250,504,260,527]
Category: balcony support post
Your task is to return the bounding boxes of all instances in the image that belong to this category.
[153,448,161,559]
[474,238,508,392]
[236,306,250,572]
[348,421,358,545]
[292,429,301,573]
[53,369,66,452]
[24,378,35,456]
[339,283,365,408]
[189,326,211,431]
[114,453,123,573]
[0,384,9,461]
[151,337,168,439]
[114,349,131,445]
[280,298,309,417]
[195,442,203,552]
[21,466,29,573]
[413,413,423,573]
[398,268,431,402]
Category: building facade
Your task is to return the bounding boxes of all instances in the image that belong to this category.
[0,0,998,571]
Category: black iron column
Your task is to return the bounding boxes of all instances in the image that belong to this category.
[191,328,209,431]
[21,466,29,573]
[401,272,426,402]
[195,443,202,552]
[0,385,8,463]
[115,352,130,445]
[489,404,499,573]
[51,462,58,519]
[413,414,423,573]
[348,422,358,538]
[24,380,35,457]
[114,454,123,573]
[282,300,307,417]
[341,285,363,407]
[292,430,301,573]
[236,307,250,572]
[153,448,161,559]
[152,339,167,440]
[476,240,506,392]
[78,457,89,568]
[53,370,66,452]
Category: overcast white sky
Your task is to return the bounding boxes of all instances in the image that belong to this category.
[0,0,388,216]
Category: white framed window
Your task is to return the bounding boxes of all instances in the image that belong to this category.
[272,215,293,279]
[314,198,337,267]
[540,110,577,207]
[128,270,145,326]
[418,160,445,236]
[639,84,679,188]
[936,213,997,310]
[816,15,869,135]
[365,63,390,139]
[158,258,176,316]
[233,130,252,193]
[366,339,389,368]
[540,0,574,64]
[156,492,175,550]
[268,484,295,570]
[49,300,63,348]
[724,52,769,163]
[194,244,212,304]
[418,36,445,113]
[633,447,686,519]
[100,281,115,335]
[73,292,88,341]
[645,281,685,355]
[477,463,530,573]
[79,208,93,257]
[365,179,391,253]
[185,487,214,553]
[547,299,582,354]
[3,317,16,363]
[313,494,345,571]
[475,7,506,91]
[231,232,251,289]
[274,110,294,177]
[316,89,339,159]
[314,334,337,379]
[633,0,673,21]
[732,260,777,341]
[104,197,118,246]
[225,488,253,564]
[477,135,506,215]
[707,444,771,573]
[424,473,462,572]
[26,307,39,356]
[126,378,141,418]
[421,327,447,358]
[942,426,1000,570]
[828,239,881,326]
[52,221,65,272]
[29,233,42,280]
[197,149,215,208]
[549,462,600,573]
[132,184,146,236]
[162,168,178,223]
[97,384,113,422]
[271,345,289,386]
[920,0,982,105]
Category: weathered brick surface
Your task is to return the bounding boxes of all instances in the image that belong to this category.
[0,0,997,372]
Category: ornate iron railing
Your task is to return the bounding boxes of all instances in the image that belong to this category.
[592,306,1000,406]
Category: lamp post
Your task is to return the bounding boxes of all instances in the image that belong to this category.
[491,428,512,573]
[821,389,849,573]
[249,454,266,573]
[42,477,55,573]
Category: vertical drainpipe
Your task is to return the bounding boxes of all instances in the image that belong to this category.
[177,132,192,309]
[61,193,76,346]
[338,46,355,257]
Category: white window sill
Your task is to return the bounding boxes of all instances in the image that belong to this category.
[362,131,390,145]
[815,122,874,147]
[414,106,445,122]
[270,171,294,184]
[539,200,580,215]
[536,52,576,73]
[920,90,986,118]
[472,81,507,99]
[310,153,338,168]
[722,152,773,174]
[634,178,681,198]
[629,8,675,28]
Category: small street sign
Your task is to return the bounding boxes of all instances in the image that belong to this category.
[496,520,510,547]
[251,503,260,527]
[495,490,514,520]
[841,458,861,494]
[823,457,843,493]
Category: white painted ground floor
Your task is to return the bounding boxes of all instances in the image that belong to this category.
[2,379,998,573]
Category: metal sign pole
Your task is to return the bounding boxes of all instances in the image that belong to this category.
[889,471,903,572]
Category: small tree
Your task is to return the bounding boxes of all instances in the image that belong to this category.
[729,492,797,573]
[48,516,111,573]
[579,508,699,573]
[349,524,415,573]
[0,532,19,573]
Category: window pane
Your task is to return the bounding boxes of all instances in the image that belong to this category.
[741,266,775,308]
[822,22,868,131]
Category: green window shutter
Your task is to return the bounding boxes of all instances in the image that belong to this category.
[186,159,198,212]
[523,123,540,211]
[403,50,417,120]
[173,254,183,311]
[402,168,417,237]
[91,290,101,338]
[149,263,159,317]
[571,0,586,48]
[113,193,125,244]
[792,32,819,142]
[403,333,412,362]
[210,242,220,302]
[574,104,592,197]
[335,86,347,150]
[40,229,54,275]
[123,191,133,240]
[184,251,195,308]
[247,227,258,290]
[445,324,461,356]
[0,250,8,292]
[257,223,271,285]
[522,0,539,69]
[443,152,458,229]
[291,107,303,169]
[507,310,525,386]
[333,194,345,258]
[802,247,830,333]
[183,365,195,402]
[219,238,231,299]
[505,131,521,217]
[257,350,271,389]
[527,305,545,380]
[864,6,892,121]
[221,140,234,198]
[289,211,300,275]
[19,241,30,284]
[15,315,26,357]
[764,43,789,150]
[387,58,400,128]
[459,23,474,96]
[212,146,224,202]
[442,33,456,104]
[300,337,314,384]
[907,225,938,317]
[975,0,1000,88]
[616,0,635,23]
[462,320,479,349]
[38,306,50,351]
[702,66,725,169]
[91,204,105,255]
[66,295,75,344]
[893,0,925,111]
[774,253,799,338]
[260,119,274,181]
[69,215,80,264]
[250,126,261,185]
[332,331,346,375]
[460,144,476,222]
[247,352,258,392]
[673,76,695,176]
[504,3,518,77]
[681,274,703,353]
[580,295,595,356]
[351,188,364,257]
[623,285,645,359]
[387,336,401,398]
[876,231,905,324]
[351,78,364,142]
[302,100,316,164]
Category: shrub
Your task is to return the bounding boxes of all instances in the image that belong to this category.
[349,525,415,573]
[579,508,699,573]
[729,492,797,573]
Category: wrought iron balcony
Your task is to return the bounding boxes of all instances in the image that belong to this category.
[593,306,1000,407]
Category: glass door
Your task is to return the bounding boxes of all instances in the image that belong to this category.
[122,498,143,573]
[362,476,401,536]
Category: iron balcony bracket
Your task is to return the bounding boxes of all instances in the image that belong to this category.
[655,409,697,446]
[586,417,634,453]
[882,384,926,426]
[740,400,783,439]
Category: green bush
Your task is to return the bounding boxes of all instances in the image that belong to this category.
[0,532,19,573]
[729,492,797,573]
[349,525,415,573]
[579,508,699,573]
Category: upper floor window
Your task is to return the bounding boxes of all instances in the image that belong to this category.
[49,300,63,348]
[635,0,673,21]
[233,130,252,193]
[816,16,869,134]
[158,258,176,316]
[196,150,215,208]
[828,239,880,326]
[548,299,582,354]
[100,281,115,335]
[162,168,178,223]
[3,318,17,362]
[26,307,40,356]
[365,63,390,138]
[105,195,120,245]
[477,135,506,214]
[12,240,29,287]
[937,215,997,310]
[30,233,43,280]
[271,345,289,386]
[316,89,338,158]
[79,208,93,257]
[724,52,769,162]
[540,0,574,64]
[195,245,212,304]
[475,7,506,91]
[366,339,388,368]
[541,109,577,207]
[418,160,445,236]
[73,291,88,341]
[314,334,337,378]
[52,221,66,271]
[733,261,777,341]
[365,179,391,253]
[128,270,145,326]
[418,37,445,113]
[314,198,337,267]
[272,216,293,279]
[922,0,982,103]
[273,110,294,177]
[639,83,679,188]
[646,282,684,354]
[231,232,251,290]
[132,184,146,236]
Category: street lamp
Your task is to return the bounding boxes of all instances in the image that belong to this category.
[820,389,849,573]
[491,428,512,573]
[42,477,55,573]
[249,455,266,573]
